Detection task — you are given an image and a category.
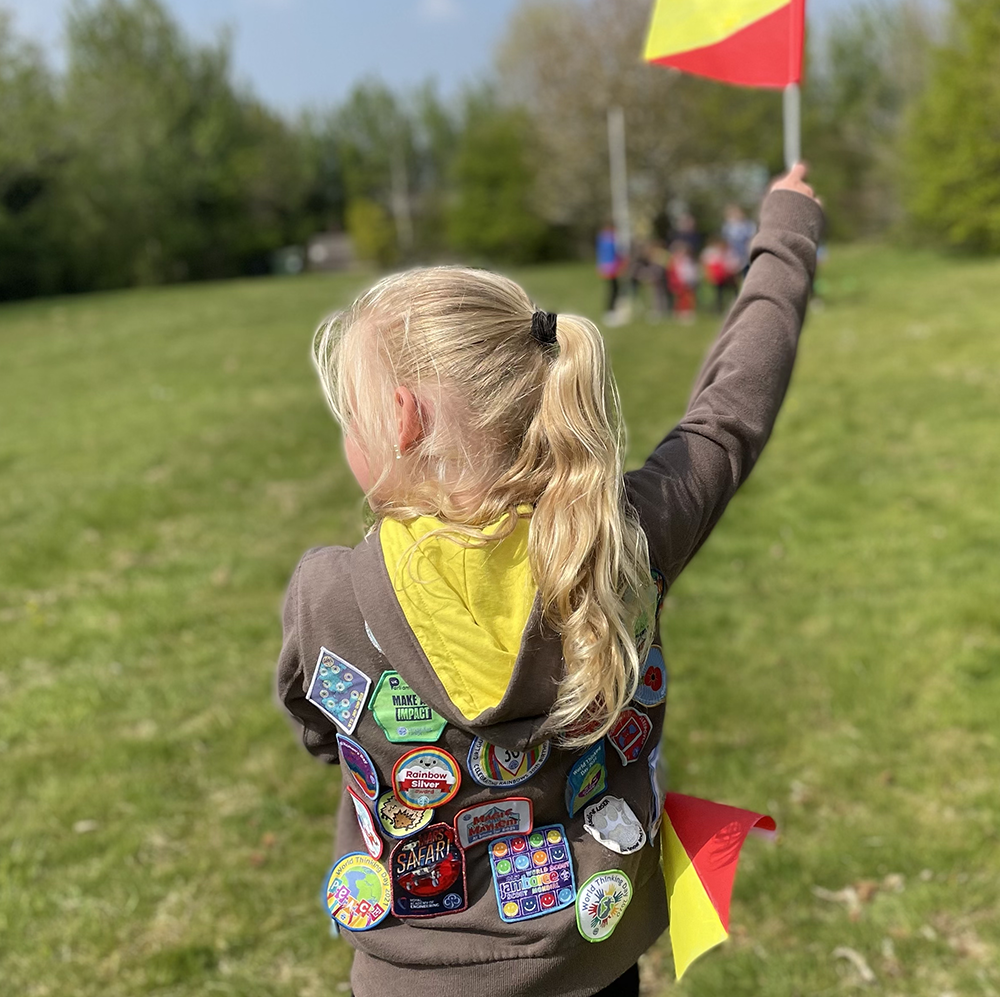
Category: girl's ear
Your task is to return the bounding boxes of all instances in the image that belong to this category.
[394,386,423,454]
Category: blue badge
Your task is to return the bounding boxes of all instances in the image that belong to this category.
[364,620,383,654]
[489,824,576,922]
[647,742,664,843]
[633,645,667,708]
[336,733,379,803]
[565,741,608,818]
[307,647,372,736]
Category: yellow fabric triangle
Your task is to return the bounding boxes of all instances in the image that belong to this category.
[645,0,789,60]
[379,514,537,721]
[661,815,730,979]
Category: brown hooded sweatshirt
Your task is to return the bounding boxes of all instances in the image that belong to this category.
[276,190,824,997]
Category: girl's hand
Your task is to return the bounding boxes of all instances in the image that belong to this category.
[770,162,821,205]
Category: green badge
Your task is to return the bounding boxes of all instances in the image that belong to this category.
[370,671,447,743]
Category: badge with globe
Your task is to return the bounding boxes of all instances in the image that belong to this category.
[324,852,392,931]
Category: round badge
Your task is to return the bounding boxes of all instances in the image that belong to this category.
[346,785,384,859]
[467,738,550,788]
[392,746,461,809]
[376,791,434,840]
[324,852,392,932]
[576,870,633,942]
[336,733,379,802]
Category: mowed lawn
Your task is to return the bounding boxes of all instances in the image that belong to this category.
[2,245,998,997]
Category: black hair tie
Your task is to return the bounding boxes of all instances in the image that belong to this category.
[530,310,558,346]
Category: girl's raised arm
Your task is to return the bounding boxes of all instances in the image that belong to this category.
[624,182,825,588]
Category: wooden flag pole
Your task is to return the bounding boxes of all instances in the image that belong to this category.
[783,82,801,171]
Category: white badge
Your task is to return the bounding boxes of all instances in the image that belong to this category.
[583,796,646,854]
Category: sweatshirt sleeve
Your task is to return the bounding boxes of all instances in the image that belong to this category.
[274,557,340,763]
[624,189,825,587]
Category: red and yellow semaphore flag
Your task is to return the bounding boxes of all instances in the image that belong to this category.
[660,793,777,978]
[644,0,805,89]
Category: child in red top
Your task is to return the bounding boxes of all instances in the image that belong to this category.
[666,243,699,323]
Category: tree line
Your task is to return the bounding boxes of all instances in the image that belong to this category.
[0,0,993,302]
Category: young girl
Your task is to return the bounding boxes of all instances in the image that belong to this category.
[277,166,823,997]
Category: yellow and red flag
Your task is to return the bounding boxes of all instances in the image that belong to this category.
[644,0,805,89]
[660,793,777,978]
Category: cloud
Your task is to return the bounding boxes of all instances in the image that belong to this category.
[416,0,463,23]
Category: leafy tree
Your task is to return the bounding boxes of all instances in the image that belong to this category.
[804,0,935,239]
[447,92,549,263]
[905,0,1000,252]
[0,13,65,299]
[346,197,398,267]
[60,0,311,288]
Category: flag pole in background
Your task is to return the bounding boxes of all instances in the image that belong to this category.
[644,0,807,169]
[783,82,801,170]
[607,105,631,257]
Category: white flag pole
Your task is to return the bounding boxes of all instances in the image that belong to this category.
[783,82,801,171]
[607,105,631,256]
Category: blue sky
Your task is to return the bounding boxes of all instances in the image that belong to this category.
[4,0,896,114]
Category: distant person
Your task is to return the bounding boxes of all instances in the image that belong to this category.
[277,164,824,997]
[629,239,670,320]
[673,212,702,256]
[701,237,740,314]
[723,203,757,277]
[667,241,699,323]
[596,222,625,324]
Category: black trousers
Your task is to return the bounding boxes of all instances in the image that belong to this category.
[593,962,640,997]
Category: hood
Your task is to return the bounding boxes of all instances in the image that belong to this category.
[350,512,564,749]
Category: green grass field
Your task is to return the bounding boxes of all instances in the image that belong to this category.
[2,245,998,997]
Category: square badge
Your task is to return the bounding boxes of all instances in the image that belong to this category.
[306,647,372,736]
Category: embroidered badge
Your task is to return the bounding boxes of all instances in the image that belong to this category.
[651,568,666,617]
[389,823,467,918]
[392,746,461,809]
[633,645,667,708]
[370,671,447,744]
[647,742,664,843]
[607,707,652,765]
[489,824,576,923]
[324,852,392,931]
[336,733,379,803]
[454,798,533,849]
[576,870,633,942]
[467,738,550,788]
[346,784,383,859]
[376,791,434,840]
[565,741,608,818]
[364,620,383,654]
[583,796,646,854]
[306,647,372,736]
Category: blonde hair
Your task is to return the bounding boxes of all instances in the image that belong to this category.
[313,266,651,748]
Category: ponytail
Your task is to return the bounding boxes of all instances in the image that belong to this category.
[522,314,651,748]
